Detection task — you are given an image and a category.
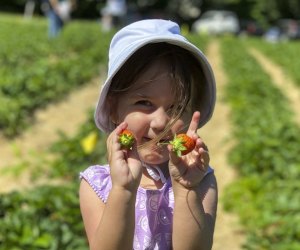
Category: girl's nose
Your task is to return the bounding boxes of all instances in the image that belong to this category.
[150,108,170,131]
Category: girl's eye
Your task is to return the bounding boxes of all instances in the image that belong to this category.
[167,104,178,112]
[135,100,152,107]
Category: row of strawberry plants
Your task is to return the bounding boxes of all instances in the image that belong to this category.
[0,109,107,250]
[220,37,300,249]
[0,183,88,250]
[0,14,113,137]
[246,38,300,87]
[0,32,210,249]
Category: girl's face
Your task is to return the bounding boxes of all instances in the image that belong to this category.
[113,60,189,166]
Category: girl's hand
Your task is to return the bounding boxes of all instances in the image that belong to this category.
[107,122,143,192]
[168,111,210,189]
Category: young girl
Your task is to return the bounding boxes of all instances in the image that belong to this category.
[79,19,218,250]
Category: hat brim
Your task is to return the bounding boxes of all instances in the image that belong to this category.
[95,35,216,133]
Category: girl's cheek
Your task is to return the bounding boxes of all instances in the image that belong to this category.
[124,113,149,133]
[171,119,186,133]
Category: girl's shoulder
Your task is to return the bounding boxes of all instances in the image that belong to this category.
[79,165,111,202]
[80,164,110,176]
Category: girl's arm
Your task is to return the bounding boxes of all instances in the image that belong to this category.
[79,180,137,250]
[172,173,218,250]
[169,111,218,249]
[79,122,142,250]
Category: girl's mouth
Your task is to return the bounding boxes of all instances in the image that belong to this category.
[145,136,170,141]
[156,138,169,145]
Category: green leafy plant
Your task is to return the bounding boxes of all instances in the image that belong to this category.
[0,15,112,137]
[220,37,300,249]
[0,183,88,250]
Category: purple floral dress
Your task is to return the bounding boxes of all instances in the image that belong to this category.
[80,165,213,250]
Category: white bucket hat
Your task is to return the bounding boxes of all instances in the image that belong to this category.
[95,19,216,133]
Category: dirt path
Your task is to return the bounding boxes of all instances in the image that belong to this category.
[0,77,102,192]
[249,48,300,125]
[201,40,245,250]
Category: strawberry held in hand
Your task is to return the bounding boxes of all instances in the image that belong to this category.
[170,134,195,157]
[119,129,135,149]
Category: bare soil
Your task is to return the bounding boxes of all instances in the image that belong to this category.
[249,48,300,126]
[0,77,102,192]
[203,40,245,250]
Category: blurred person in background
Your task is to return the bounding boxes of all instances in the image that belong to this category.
[41,0,77,38]
[101,0,127,31]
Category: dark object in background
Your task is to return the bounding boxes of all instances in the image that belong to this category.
[277,19,300,40]
[264,19,300,42]
[239,19,265,37]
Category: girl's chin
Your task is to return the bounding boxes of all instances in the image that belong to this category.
[137,140,169,164]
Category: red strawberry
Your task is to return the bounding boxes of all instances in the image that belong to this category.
[119,129,135,149]
[170,134,195,157]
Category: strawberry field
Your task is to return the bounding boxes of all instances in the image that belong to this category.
[0,13,112,137]
[1,13,300,250]
[221,37,300,249]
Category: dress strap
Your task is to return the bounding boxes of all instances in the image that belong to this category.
[142,162,167,184]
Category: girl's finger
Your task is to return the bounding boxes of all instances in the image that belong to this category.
[107,122,128,158]
[187,111,200,134]
[115,122,128,136]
